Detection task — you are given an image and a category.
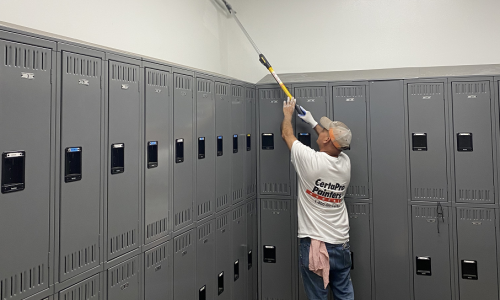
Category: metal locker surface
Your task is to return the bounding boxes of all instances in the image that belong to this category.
[57,273,101,300]
[232,205,247,299]
[259,88,291,196]
[173,73,194,230]
[232,85,246,204]
[59,51,102,281]
[215,82,232,212]
[0,40,52,300]
[407,83,448,202]
[216,212,233,300]
[107,256,140,300]
[144,241,172,300]
[196,220,216,300]
[346,202,372,300]
[412,205,452,300]
[294,86,327,152]
[145,68,171,244]
[173,229,196,300]
[456,207,498,300]
[246,201,257,300]
[452,81,495,204]
[260,199,293,299]
[107,60,140,260]
[245,88,257,199]
[196,77,215,221]
[333,85,369,199]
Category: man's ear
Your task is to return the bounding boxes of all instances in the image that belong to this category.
[323,135,331,145]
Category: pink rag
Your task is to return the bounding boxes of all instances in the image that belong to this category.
[308,239,330,289]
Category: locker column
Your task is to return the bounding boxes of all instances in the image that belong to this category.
[231,82,246,205]
[215,80,232,212]
[245,86,257,199]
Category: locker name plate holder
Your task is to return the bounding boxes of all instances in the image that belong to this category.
[21,72,34,79]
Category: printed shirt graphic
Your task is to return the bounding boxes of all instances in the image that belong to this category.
[291,140,351,244]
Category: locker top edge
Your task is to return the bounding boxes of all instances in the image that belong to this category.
[58,43,105,59]
[0,27,56,49]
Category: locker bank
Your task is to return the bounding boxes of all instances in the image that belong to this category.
[1,1,500,300]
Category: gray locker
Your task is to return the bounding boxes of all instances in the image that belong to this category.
[173,72,194,230]
[346,202,372,300]
[216,212,232,300]
[370,80,411,300]
[232,85,246,204]
[57,273,101,300]
[456,207,498,300]
[245,88,257,199]
[215,82,232,211]
[246,201,257,300]
[144,241,172,300]
[452,81,494,203]
[412,205,452,300]
[196,77,215,221]
[258,88,291,196]
[333,85,369,199]
[260,199,292,299]
[294,85,327,152]
[107,256,140,300]
[407,83,447,201]
[232,205,247,299]
[107,60,140,260]
[145,68,172,244]
[173,229,195,300]
[59,52,102,281]
[197,220,216,300]
[0,40,52,300]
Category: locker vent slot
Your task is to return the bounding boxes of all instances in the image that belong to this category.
[458,208,493,221]
[346,185,367,197]
[197,200,212,218]
[232,188,244,201]
[110,63,137,82]
[174,74,192,90]
[217,214,229,230]
[146,217,168,240]
[110,260,136,287]
[1,263,45,299]
[174,232,192,253]
[414,206,439,218]
[197,79,211,93]
[109,229,137,255]
[334,86,364,98]
[247,201,255,214]
[216,83,228,95]
[346,203,368,215]
[458,189,491,202]
[216,194,228,209]
[246,183,256,195]
[409,84,442,95]
[174,208,192,227]
[59,274,99,300]
[4,44,48,70]
[146,244,168,269]
[63,244,97,275]
[261,183,289,194]
[198,222,212,240]
[246,89,255,99]
[413,188,445,200]
[146,70,169,88]
[66,55,99,77]
[232,86,243,97]
[295,87,324,98]
[232,207,244,221]
[453,82,488,94]
[262,200,289,211]
[259,89,286,100]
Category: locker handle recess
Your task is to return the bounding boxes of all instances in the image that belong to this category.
[416,256,432,276]
[350,251,354,270]
[217,136,223,156]
[65,147,82,182]
[263,245,276,263]
[246,134,251,151]
[462,260,478,280]
[457,133,473,152]
[111,144,124,174]
[412,133,427,151]
[1,151,25,193]
[176,139,184,163]
[199,285,206,300]
[233,135,238,153]
[218,272,224,295]
[198,137,205,159]
[262,133,274,150]
[248,250,253,270]
[147,141,158,168]
[234,260,239,281]
[298,132,311,147]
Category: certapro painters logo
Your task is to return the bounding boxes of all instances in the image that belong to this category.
[306,179,346,208]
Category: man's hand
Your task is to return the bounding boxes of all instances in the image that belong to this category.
[298,106,318,128]
[281,97,298,150]
[283,97,296,120]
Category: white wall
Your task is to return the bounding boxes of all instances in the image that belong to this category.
[1,0,499,83]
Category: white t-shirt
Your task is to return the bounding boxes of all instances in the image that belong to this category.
[291,140,351,244]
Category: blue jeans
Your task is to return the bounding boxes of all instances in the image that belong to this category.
[299,238,354,300]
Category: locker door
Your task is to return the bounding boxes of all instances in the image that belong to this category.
[59,52,102,281]
[107,256,140,300]
[57,273,100,300]
[215,82,232,211]
[346,203,372,300]
[259,88,291,196]
[173,73,194,230]
[412,205,452,300]
[173,230,196,300]
[216,212,232,300]
[145,242,172,300]
[245,88,256,199]
[452,81,494,203]
[333,85,369,199]
[260,199,292,299]
[251,89,257,198]
[0,40,52,300]
[232,85,245,204]
[197,220,216,300]
[456,208,498,300]
[232,205,247,299]
[294,86,327,152]
[145,68,171,244]
[107,61,140,260]
[196,78,215,221]
[246,201,256,300]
